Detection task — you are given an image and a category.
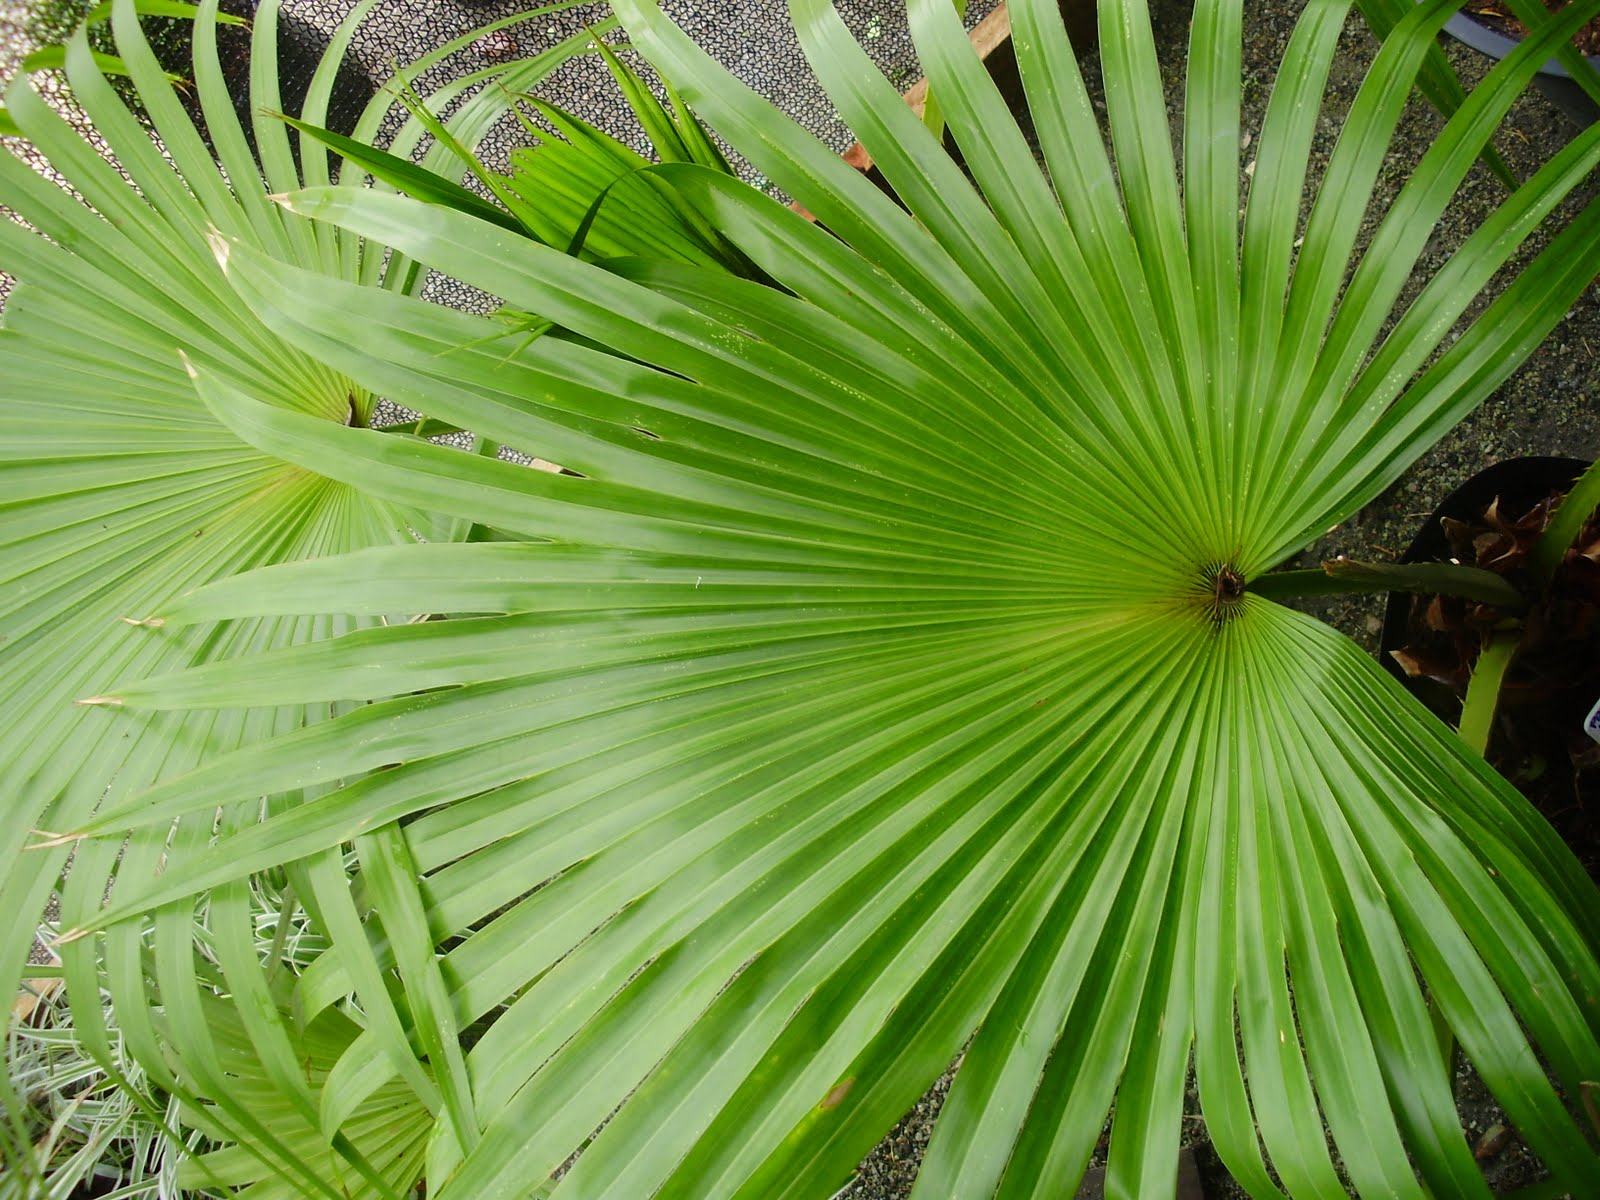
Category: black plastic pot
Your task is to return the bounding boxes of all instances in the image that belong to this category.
[1379,455,1597,781]
[1381,456,1600,883]
[1380,456,1589,690]
[1437,5,1600,127]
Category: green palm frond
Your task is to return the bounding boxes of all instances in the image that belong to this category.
[8,0,1600,1197]
[0,0,605,1188]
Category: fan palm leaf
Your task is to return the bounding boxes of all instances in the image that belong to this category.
[1,0,604,1188]
[11,0,1600,1197]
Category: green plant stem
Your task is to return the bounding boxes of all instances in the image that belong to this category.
[1250,559,1525,609]
[1459,630,1518,758]
[1247,567,1377,599]
[1529,459,1600,585]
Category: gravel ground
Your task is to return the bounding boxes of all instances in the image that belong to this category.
[4,0,1598,1196]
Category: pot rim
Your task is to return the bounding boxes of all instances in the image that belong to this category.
[1440,7,1600,81]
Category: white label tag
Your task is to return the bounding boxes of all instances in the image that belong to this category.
[1585,697,1600,745]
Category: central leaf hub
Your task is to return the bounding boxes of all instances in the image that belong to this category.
[1204,562,1248,626]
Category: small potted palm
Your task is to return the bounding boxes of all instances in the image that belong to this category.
[1364,457,1600,879]
[4,1,1600,1198]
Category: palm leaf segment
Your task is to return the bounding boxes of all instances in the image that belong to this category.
[29,0,1600,1196]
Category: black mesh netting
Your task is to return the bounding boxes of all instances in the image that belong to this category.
[0,0,997,320]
